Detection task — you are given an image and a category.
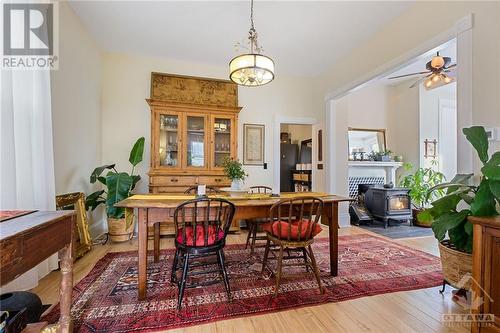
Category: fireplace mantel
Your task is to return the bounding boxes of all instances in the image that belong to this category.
[348,161,404,184]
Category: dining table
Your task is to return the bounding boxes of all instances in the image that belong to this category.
[115,192,352,301]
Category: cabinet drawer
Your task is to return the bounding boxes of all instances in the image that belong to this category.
[198,176,230,186]
[153,176,197,186]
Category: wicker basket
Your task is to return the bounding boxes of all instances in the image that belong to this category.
[107,216,135,242]
[438,240,473,290]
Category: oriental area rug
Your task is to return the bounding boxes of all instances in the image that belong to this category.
[44,234,443,332]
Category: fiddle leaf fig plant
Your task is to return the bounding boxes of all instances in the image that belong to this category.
[85,137,145,221]
[421,126,499,253]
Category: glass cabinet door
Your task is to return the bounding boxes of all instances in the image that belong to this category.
[212,116,233,168]
[159,114,179,168]
[186,115,206,168]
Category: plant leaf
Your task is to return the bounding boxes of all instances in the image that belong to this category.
[463,126,489,164]
[431,210,469,241]
[105,172,133,218]
[470,179,498,216]
[97,176,107,185]
[85,190,105,210]
[448,220,471,252]
[489,180,500,201]
[90,164,115,183]
[417,210,433,224]
[129,137,145,167]
[481,151,500,181]
[131,175,141,191]
[444,173,474,194]
[430,193,462,215]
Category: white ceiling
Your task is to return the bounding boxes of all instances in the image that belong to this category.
[68,1,413,77]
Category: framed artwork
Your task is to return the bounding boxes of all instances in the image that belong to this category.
[424,139,437,158]
[56,192,92,258]
[243,124,265,165]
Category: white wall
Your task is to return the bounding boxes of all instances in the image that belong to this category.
[51,2,104,235]
[320,1,500,191]
[101,53,320,193]
[346,84,389,130]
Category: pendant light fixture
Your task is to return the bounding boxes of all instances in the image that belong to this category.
[229,0,275,86]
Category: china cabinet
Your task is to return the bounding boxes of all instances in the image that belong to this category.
[147,73,241,194]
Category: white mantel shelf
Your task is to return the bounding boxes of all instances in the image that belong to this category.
[348,161,404,168]
[348,161,404,184]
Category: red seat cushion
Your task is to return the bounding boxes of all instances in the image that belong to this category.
[262,220,322,240]
[176,225,225,246]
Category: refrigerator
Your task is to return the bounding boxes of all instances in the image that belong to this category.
[280,143,298,192]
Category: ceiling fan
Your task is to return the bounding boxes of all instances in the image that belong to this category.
[388,52,456,90]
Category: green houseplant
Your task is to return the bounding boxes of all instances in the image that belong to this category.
[85,137,145,242]
[398,161,446,226]
[222,157,247,190]
[421,126,499,289]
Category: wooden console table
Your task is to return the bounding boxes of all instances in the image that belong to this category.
[0,211,75,333]
[470,215,500,333]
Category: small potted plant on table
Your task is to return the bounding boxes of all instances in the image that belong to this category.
[421,126,499,291]
[221,157,248,196]
[85,137,145,242]
[398,162,446,227]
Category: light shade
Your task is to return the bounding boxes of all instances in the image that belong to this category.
[229,53,275,86]
[423,73,455,90]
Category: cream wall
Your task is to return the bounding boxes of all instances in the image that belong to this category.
[281,124,313,145]
[51,2,104,235]
[101,53,320,193]
[346,84,389,130]
[320,1,500,190]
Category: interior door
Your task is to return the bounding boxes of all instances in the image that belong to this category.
[438,98,457,180]
[184,114,208,170]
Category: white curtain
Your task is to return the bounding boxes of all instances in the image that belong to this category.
[0,69,59,291]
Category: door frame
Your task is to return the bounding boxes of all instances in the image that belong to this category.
[324,14,473,227]
[273,115,317,194]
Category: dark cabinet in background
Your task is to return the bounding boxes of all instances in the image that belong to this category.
[280,143,298,192]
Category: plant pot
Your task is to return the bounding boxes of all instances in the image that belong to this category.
[231,179,244,191]
[438,240,473,290]
[412,208,432,227]
[107,215,135,242]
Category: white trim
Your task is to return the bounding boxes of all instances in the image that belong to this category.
[273,115,317,194]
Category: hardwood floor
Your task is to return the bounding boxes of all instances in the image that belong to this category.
[33,226,468,333]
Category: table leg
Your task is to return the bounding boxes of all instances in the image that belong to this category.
[58,235,74,332]
[154,222,160,262]
[325,202,339,276]
[138,208,148,300]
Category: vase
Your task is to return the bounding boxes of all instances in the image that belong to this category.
[107,215,135,242]
[231,179,243,190]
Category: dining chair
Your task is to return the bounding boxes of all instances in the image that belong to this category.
[171,197,235,309]
[184,186,223,195]
[245,186,273,255]
[261,196,324,296]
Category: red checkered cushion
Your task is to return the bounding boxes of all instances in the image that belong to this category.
[262,220,322,240]
[176,225,225,246]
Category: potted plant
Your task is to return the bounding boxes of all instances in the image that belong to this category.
[421,126,499,290]
[368,149,393,162]
[398,161,446,227]
[222,157,247,191]
[85,137,145,242]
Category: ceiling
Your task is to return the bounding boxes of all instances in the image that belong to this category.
[68,1,413,77]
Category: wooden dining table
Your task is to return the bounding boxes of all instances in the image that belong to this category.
[115,192,352,301]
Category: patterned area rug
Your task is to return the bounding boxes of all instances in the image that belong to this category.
[44,234,442,332]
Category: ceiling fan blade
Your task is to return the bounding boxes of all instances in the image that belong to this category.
[445,63,457,69]
[409,74,431,88]
[388,71,431,80]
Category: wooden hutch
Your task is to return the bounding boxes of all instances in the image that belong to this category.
[147,73,241,193]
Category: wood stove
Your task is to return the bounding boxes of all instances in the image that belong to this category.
[363,185,412,228]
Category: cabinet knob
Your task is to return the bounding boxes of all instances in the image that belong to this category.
[215,178,221,182]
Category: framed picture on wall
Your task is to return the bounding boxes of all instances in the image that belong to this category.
[243,124,265,165]
[424,139,437,158]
